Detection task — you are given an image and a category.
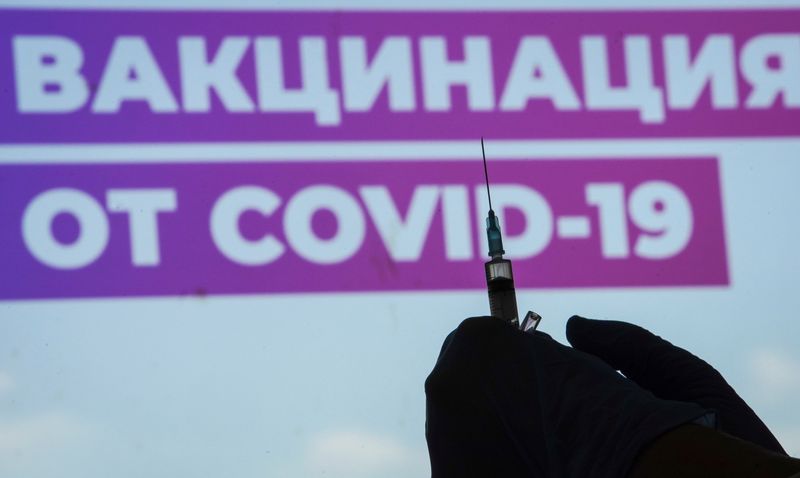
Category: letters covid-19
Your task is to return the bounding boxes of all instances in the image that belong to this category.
[3,8,790,299]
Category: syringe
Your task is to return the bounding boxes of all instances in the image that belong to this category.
[481,138,542,333]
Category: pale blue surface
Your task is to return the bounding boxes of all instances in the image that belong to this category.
[2,1,800,476]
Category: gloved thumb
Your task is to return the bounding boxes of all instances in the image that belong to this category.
[565,315,787,455]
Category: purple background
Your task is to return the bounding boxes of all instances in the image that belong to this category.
[0,9,799,142]
[0,158,728,300]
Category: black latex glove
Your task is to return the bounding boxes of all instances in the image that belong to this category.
[425,317,711,478]
[566,315,786,455]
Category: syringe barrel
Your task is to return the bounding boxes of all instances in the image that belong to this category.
[485,257,519,327]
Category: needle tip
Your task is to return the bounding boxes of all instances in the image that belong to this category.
[481,137,492,211]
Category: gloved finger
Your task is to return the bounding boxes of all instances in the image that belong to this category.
[565,315,786,455]
[426,316,573,403]
[425,317,532,477]
[426,317,526,399]
[565,315,720,394]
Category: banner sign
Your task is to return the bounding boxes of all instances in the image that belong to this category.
[0,158,727,299]
[0,9,799,143]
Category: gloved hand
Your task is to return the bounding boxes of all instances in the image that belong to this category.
[565,315,786,455]
[425,317,712,478]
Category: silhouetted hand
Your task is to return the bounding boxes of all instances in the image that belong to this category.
[425,317,711,478]
[566,315,785,455]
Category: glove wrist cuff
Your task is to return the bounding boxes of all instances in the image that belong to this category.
[629,424,800,478]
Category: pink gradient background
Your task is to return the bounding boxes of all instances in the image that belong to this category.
[0,158,727,300]
[0,9,799,142]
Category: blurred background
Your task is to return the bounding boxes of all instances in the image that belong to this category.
[1,1,800,477]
